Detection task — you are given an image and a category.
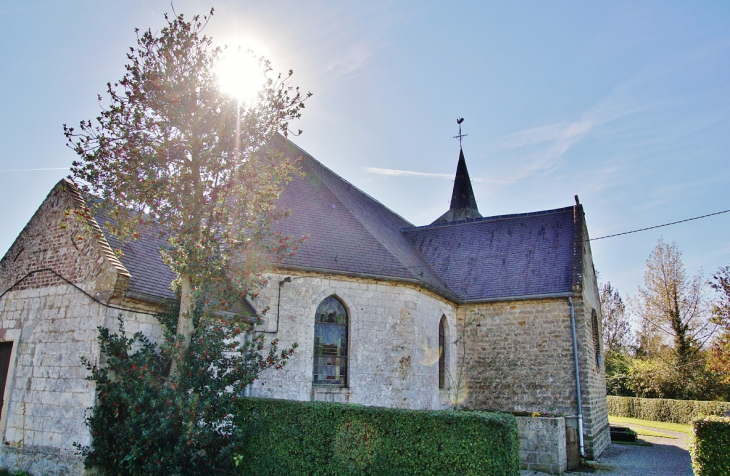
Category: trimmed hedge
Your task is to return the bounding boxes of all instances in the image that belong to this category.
[234,398,519,475]
[607,396,730,425]
[690,417,730,476]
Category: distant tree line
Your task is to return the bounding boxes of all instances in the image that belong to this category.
[600,238,730,401]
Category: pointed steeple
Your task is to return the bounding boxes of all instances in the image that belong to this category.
[431,147,482,225]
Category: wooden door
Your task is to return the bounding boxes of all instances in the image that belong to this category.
[565,416,581,470]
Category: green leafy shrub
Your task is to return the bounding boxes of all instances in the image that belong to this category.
[608,396,730,425]
[79,306,294,475]
[234,397,520,475]
[690,417,730,476]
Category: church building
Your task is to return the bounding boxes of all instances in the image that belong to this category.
[0,133,608,474]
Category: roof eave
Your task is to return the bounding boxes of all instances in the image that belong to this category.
[462,291,574,304]
[275,263,461,302]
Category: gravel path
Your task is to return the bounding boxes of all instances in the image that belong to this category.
[521,423,694,476]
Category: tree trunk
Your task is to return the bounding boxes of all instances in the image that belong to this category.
[170,273,197,378]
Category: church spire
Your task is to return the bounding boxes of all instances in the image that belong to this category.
[431,119,482,225]
[431,148,482,224]
[449,148,479,211]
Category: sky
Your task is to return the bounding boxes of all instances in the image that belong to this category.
[1,1,729,315]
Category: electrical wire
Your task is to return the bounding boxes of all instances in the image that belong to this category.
[590,209,730,241]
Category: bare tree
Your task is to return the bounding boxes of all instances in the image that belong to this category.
[599,281,632,354]
[633,238,712,365]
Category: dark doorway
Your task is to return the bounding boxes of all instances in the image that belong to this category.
[0,342,13,415]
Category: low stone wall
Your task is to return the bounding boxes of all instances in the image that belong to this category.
[517,416,567,475]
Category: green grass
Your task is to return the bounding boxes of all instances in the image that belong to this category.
[609,415,691,434]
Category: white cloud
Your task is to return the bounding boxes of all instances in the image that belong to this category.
[494,88,644,183]
[364,167,453,179]
[364,167,508,183]
[326,45,374,77]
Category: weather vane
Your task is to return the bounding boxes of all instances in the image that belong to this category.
[453,117,467,147]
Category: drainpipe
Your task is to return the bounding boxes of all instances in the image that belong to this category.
[568,296,585,458]
[275,277,292,333]
[245,276,293,397]
[257,276,292,334]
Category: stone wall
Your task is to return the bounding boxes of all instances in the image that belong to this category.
[517,416,567,475]
[573,209,610,458]
[457,292,608,458]
[0,180,130,301]
[250,269,609,458]
[0,181,163,475]
[460,299,578,415]
[248,272,458,410]
[0,284,162,475]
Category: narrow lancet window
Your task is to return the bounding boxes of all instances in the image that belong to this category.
[439,317,446,389]
[592,309,602,367]
[313,296,348,386]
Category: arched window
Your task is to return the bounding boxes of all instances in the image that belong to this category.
[592,309,602,367]
[439,316,447,389]
[313,296,348,386]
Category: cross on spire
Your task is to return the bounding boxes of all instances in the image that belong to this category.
[431,121,482,225]
[453,117,468,147]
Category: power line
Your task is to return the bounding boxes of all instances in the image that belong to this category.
[590,208,730,241]
[373,208,730,277]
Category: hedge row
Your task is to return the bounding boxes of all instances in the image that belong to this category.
[234,398,519,475]
[690,417,730,476]
[607,396,730,425]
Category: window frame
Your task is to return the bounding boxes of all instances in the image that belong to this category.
[312,295,349,388]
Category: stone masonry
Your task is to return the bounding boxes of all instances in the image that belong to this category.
[517,416,567,474]
[573,208,610,458]
[0,182,163,475]
[457,205,609,460]
[249,272,458,410]
[461,299,577,415]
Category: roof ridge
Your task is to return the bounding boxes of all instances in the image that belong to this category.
[273,135,452,294]
[272,135,415,227]
[403,206,576,232]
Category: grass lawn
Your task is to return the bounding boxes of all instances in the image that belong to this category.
[608,415,691,435]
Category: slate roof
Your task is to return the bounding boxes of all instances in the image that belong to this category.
[402,207,576,301]
[96,215,177,301]
[85,134,579,304]
[269,136,456,299]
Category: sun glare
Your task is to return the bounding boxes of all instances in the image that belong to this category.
[216,47,266,104]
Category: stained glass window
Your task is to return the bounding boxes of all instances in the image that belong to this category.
[313,296,348,386]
